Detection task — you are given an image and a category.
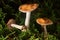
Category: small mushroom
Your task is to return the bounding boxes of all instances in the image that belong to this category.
[7,19,16,29]
[19,3,38,28]
[36,18,53,40]
[11,24,27,32]
[7,19,26,31]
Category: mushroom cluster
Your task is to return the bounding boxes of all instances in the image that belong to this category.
[7,3,38,32]
[36,18,53,40]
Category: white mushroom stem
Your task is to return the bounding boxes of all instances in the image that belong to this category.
[11,24,23,30]
[42,25,48,40]
[25,12,31,28]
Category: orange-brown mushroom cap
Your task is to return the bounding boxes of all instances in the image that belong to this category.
[7,19,16,29]
[36,18,53,25]
[19,3,38,12]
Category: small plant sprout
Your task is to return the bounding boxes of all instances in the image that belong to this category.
[19,3,38,28]
[7,19,27,31]
[36,18,53,40]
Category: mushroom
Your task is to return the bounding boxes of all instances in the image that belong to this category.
[11,24,27,31]
[36,18,53,40]
[7,19,16,29]
[7,19,27,31]
[19,3,38,28]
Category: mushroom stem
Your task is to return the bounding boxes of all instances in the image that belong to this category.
[11,24,24,30]
[25,12,31,28]
[42,25,48,40]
